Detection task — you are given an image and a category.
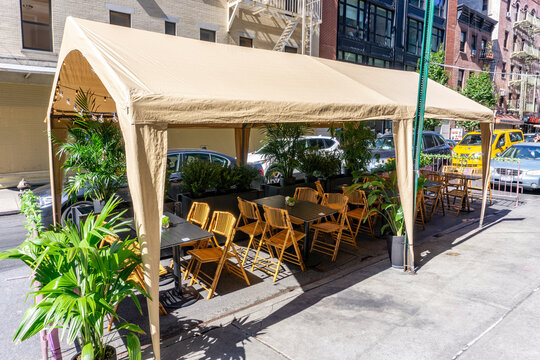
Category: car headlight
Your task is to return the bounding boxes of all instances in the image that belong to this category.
[38,195,53,207]
[526,169,540,176]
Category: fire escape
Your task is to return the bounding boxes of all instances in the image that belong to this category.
[227,0,322,55]
[509,10,540,117]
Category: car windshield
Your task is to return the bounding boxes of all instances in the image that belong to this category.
[375,137,394,150]
[459,134,497,146]
[501,146,540,160]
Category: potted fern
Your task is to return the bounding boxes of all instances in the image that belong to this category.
[0,198,147,359]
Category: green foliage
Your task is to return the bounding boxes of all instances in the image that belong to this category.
[457,71,497,131]
[347,174,404,236]
[0,198,145,359]
[233,165,259,192]
[181,159,221,195]
[260,124,307,179]
[331,122,376,172]
[57,89,126,201]
[181,160,258,195]
[19,190,44,240]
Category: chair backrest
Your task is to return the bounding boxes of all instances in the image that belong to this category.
[237,197,263,222]
[263,205,293,231]
[187,202,211,229]
[208,211,236,239]
[343,187,367,207]
[294,187,319,203]
[315,180,325,199]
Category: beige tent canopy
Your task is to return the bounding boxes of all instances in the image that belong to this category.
[47,17,494,359]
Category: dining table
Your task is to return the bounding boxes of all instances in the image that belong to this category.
[253,195,337,267]
[128,211,213,308]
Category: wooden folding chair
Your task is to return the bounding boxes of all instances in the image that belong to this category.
[252,205,305,282]
[310,193,353,261]
[468,168,492,205]
[415,190,426,229]
[445,173,470,216]
[235,197,270,266]
[186,211,250,299]
[343,187,376,239]
[293,187,319,203]
[99,235,167,331]
[315,180,325,202]
[172,202,211,276]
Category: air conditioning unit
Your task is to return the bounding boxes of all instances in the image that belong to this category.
[506,11,511,18]
[471,49,477,56]
[500,88,506,96]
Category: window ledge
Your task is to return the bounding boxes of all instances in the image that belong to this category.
[21,49,57,56]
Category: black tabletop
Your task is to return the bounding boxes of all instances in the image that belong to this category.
[253,195,336,222]
[127,212,212,250]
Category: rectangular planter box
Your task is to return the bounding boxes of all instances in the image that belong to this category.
[178,189,262,218]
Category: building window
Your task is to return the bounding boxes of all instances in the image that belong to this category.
[502,63,506,78]
[20,0,52,51]
[339,0,366,39]
[368,4,393,47]
[200,28,216,42]
[239,36,253,47]
[165,21,176,35]
[409,0,424,9]
[434,0,446,17]
[431,27,444,52]
[407,18,423,55]
[482,0,488,11]
[504,31,509,48]
[471,34,477,52]
[284,46,297,53]
[458,69,465,88]
[460,31,466,52]
[109,10,131,27]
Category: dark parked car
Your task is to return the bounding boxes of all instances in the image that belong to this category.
[167,149,236,182]
[368,131,451,170]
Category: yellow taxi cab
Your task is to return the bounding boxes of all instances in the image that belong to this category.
[452,129,525,166]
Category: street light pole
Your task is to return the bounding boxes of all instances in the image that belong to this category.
[406,0,435,272]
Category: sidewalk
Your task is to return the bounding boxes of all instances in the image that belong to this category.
[0,188,20,215]
[150,194,540,360]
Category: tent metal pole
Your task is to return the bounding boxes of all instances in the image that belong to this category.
[406,0,435,272]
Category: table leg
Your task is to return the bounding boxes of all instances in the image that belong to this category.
[160,246,199,309]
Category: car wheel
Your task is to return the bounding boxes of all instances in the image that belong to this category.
[61,201,93,226]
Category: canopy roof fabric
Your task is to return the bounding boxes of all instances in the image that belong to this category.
[49,18,493,127]
[46,17,494,360]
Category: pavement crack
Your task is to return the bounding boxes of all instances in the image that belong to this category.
[451,284,540,359]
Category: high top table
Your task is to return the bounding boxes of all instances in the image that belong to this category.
[253,195,337,266]
[128,212,213,308]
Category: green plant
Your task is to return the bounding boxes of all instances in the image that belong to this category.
[260,123,307,180]
[348,175,404,236]
[57,89,126,201]
[233,165,259,191]
[20,189,44,239]
[0,198,146,359]
[331,122,376,173]
[181,159,221,195]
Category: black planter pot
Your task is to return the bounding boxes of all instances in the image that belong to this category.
[72,345,116,360]
[386,235,405,269]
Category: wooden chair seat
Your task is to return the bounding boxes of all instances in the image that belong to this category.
[237,221,266,236]
[265,229,306,248]
[188,247,234,263]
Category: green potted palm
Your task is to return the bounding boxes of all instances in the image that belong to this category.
[0,198,147,359]
[57,90,126,212]
[259,123,307,186]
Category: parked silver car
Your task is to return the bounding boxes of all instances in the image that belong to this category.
[490,143,540,191]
